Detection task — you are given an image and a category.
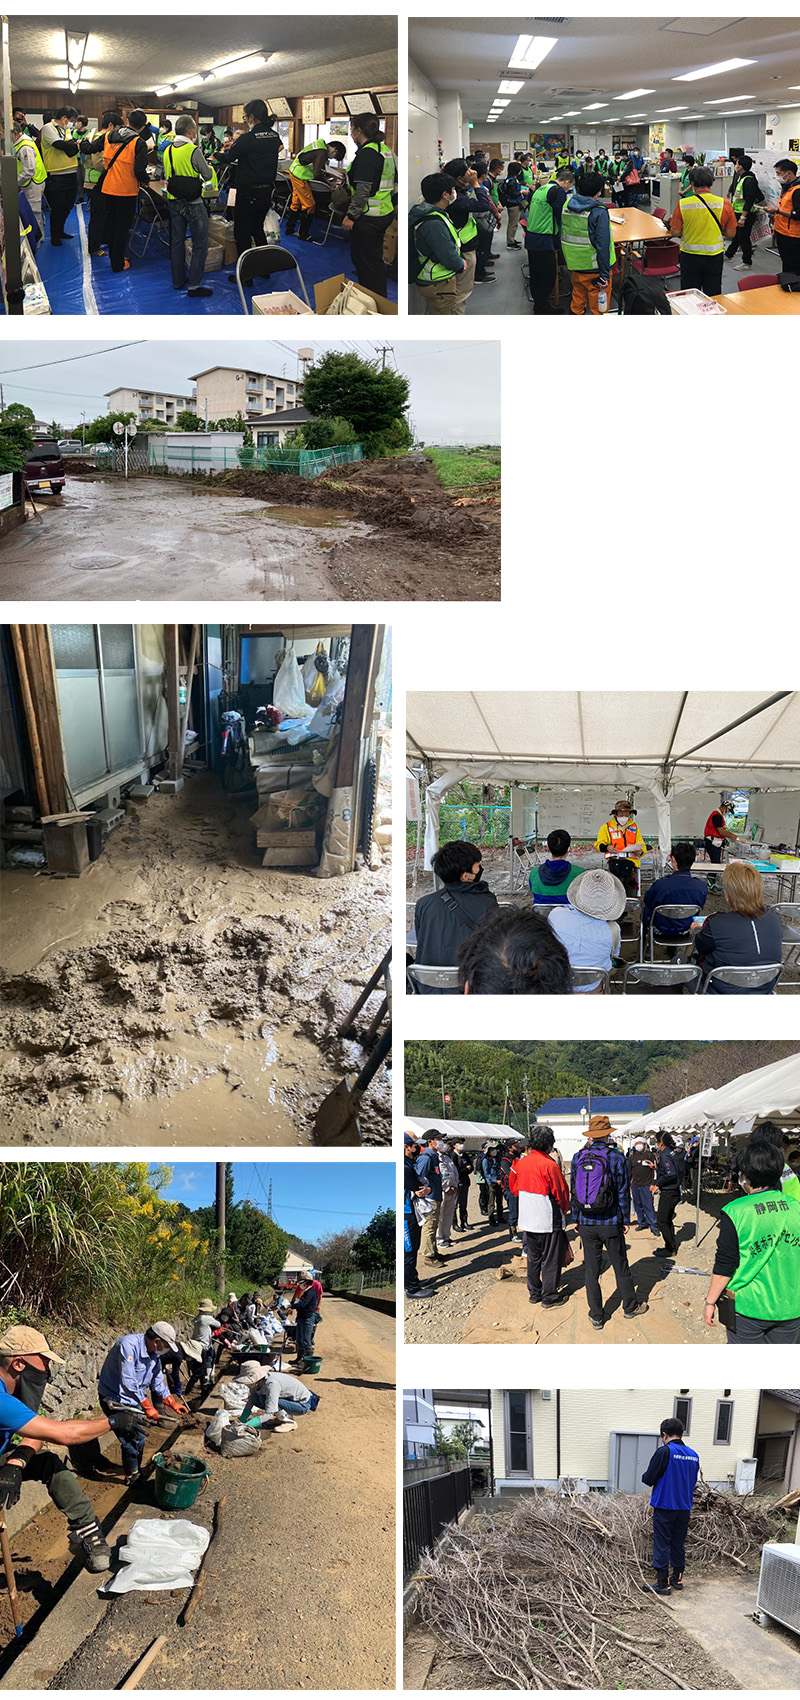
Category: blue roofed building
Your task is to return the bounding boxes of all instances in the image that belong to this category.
[535,1095,653,1162]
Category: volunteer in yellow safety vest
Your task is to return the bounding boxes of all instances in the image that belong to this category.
[39,104,80,245]
[162,115,215,299]
[342,113,397,298]
[11,121,46,235]
[666,164,737,298]
[409,172,465,316]
[595,802,647,890]
[285,139,347,241]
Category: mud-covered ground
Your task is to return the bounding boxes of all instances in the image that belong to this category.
[0,453,500,601]
[0,774,390,1146]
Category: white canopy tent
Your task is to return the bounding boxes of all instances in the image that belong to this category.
[406,691,800,867]
[623,1088,719,1139]
[405,1116,514,1145]
[697,1053,800,1131]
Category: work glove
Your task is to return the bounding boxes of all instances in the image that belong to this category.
[0,1462,26,1510]
[163,1393,190,1416]
[107,1407,146,1437]
[141,1398,161,1423]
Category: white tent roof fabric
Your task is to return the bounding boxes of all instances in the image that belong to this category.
[404,1117,512,1142]
[409,692,800,865]
[624,1053,800,1137]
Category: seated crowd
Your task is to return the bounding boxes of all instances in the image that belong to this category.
[410,833,788,995]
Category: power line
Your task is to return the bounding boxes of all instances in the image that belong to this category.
[0,341,147,377]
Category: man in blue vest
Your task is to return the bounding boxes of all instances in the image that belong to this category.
[641,1416,699,1596]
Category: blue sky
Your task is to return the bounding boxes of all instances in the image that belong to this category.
[155,1162,394,1244]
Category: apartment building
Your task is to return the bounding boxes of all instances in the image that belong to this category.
[105,387,196,425]
[190,367,299,424]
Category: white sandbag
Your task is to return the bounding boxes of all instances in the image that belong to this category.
[220,1378,250,1411]
[103,1562,197,1594]
[124,1519,209,1561]
[104,1517,210,1591]
[204,1409,231,1445]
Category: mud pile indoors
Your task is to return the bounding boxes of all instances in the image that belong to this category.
[0,778,390,1146]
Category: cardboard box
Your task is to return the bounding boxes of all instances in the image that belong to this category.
[252,289,313,315]
[261,846,318,867]
[186,240,224,272]
[383,218,398,265]
[313,274,397,315]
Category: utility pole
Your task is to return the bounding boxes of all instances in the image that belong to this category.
[267,1178,273,1219]
[376,344,392,371]
[215,1162,226,1298]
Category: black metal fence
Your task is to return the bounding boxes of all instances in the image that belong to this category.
[403,1463,473,1583]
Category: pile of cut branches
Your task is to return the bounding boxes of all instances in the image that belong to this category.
[415,1488,785,1691]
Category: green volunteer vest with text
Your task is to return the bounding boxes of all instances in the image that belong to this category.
[527,185,556,236]
[521,167,534,188]
[458,208,478,243]
[351,142,396,217]
[560,202,615,273]
[14,135,46,184]
[723,1188,800,1321]
[83,130,108,188]
[414,208,461,283]
[731,172,758,214]
[678,190,725,256]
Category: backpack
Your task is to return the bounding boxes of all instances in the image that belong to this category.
[620,272,672,316]
[573,1145,616,1215]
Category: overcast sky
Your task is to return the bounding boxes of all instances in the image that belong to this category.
[0,339,499,444]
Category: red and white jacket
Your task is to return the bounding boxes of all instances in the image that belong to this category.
[509,1149,570,1234]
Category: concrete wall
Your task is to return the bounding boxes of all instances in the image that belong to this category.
[408,56,440,203]
[493,1390,762,1490]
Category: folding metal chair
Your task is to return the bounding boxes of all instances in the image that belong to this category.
[648,902,702,961]
[775,902,800,984]
[236,245,311,314]
[700,964,783,995]
[128,185,171,258]
[406,964,460,994]
[619,897,643,954]
[571,966,610,994]
[622,963,701,994]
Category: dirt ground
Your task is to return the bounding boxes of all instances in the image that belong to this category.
[0,453,500,601]
[0,773,390,1146]
[405,1175,731,1345]
[0,1299,395,1691]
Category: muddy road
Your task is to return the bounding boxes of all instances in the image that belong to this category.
[0,457,500,600]
[0,1299,395,1692]
[0,775,391,1146]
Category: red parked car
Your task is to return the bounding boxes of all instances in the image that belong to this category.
[24,436,66,496]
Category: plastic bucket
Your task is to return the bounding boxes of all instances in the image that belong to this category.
[153,1452,208,1511]
[303,1356,322,1374]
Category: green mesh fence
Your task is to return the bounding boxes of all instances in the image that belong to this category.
[144,442,363,478]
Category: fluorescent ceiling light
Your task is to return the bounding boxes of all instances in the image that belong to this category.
[622,113,647,118]
[655,107,688,113]
[705,94,754,104]
[154,85,174,97]
[209,53,268,79]
[563,111,581,117]
[494,98,510,107]
[497,81,523,95]
[583,103,607,110]
[614,89,654,100]
[508,34,558,72]
[719,109,762,116]
[674,58,756,83]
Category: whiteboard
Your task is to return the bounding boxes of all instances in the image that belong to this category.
[537,786,627,841]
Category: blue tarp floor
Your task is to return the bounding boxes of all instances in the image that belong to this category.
[17,200,397,316]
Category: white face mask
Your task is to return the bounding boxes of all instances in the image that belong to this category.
[617,814,630,825]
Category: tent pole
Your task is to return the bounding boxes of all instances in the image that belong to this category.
[694,1138,703,1246]
[662,692,688,768]
[669,692,792,770]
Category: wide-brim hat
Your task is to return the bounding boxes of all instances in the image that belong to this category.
[613,800,635,814]
[181,1340,204,1363]
[198,1299,217,1315]
[568,868,627,921]
[588,1114,617,1137]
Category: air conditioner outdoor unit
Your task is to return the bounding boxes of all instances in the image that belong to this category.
[756,1543,800,1635]
[559,1476,589,1497]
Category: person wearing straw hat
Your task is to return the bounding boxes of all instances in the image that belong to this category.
[0,1324,145,1572]
[547,868,626,992]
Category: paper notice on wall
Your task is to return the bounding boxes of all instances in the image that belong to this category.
[744,148,785,209]
[406,769,421,823]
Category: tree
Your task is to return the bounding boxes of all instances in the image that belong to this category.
[0,412,34,472]
[314,1225,361,1272]
[450,1419,482,1459]
[2,403,35,428]
[301,415,356,451]
[175,410,202,431]
[210,412,252,440]
[351,1207,395,1271]
[432,1419,467,1462]
[226,1200,289,1289]
[48,419,65,439]
[301,352,409,440]
[84,409,136,445]
[361,415,413,460]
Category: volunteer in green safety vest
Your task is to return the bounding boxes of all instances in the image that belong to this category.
[162,115,215,300]
[560,168,615,316]
[409,171,464,316]
[342,113,397,297]
[679,154,695,197]
[11,122,46,237]
[667,164,737,297]
[704,1137,800,1344]
[724,152,766,270]
[524,167,574,315]
[441,158,480,312]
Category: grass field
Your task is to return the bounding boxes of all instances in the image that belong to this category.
[425,446,501,490]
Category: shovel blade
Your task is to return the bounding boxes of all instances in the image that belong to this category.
[312,1077,364,1146]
